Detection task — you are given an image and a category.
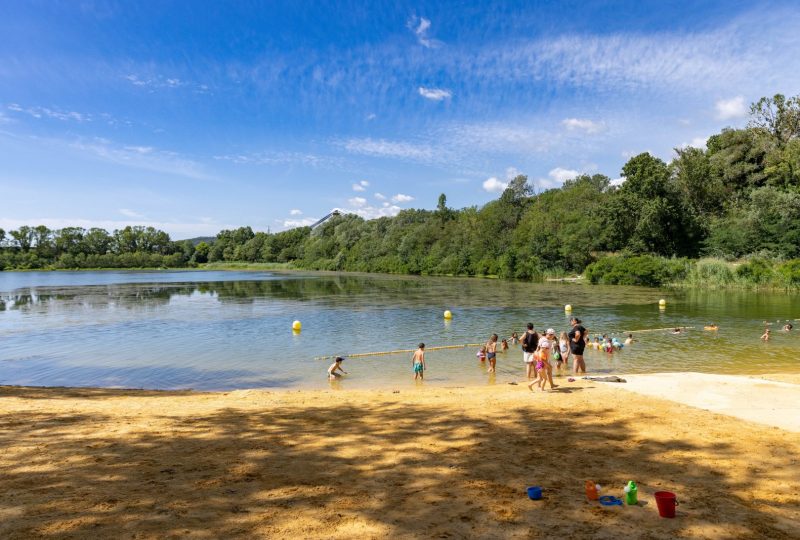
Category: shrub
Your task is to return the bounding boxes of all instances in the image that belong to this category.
[778,259,800,286]
[585,255,688,287]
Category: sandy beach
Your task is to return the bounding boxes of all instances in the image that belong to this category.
[1,375,799,539]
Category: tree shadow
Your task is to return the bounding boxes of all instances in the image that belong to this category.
[0,388,797,539]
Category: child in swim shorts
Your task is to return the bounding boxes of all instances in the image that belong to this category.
[486,334,498,373]
[412,343,426,380]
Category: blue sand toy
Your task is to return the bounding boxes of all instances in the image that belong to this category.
[527,486,543,500]
[599,495,623,506]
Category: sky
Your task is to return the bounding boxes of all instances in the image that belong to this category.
[1,0,800,239]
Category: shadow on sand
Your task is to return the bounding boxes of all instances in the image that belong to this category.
[0,386,797,539]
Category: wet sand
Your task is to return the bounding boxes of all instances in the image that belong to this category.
[1,376,799,539]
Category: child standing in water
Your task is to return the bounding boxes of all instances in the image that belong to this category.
[761,328,770,341]
[558,331,571,371]
[486,334,498,373]
[476,346,486,362]
[412,343,426,380]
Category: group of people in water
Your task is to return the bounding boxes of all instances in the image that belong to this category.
[326,316,797,382]
[328,316,612,383]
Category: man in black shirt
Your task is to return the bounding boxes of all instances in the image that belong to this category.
[568,317,587,374]
[521,322,540,380]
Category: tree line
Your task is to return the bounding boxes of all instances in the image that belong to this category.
[2,94,799,286]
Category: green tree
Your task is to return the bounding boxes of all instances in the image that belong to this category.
[10,226,35,251]
[607,153,699,256]
[748,93,800,146]
[193,241,211,263]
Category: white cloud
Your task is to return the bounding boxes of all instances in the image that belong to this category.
[213,151,349,170]
[418,86,452,101]
[715,96,748,120]
[352,179,370,191]
[442,122,552,154]
[8,103,87,122]
[483,177,508,193]
[561,118,605,134]
[408,16,441,48]
[123,74,209,94]
[282,217,318,228]
[678,136,709,150]
[366,113,377,121]
[548,167,580,183]
[532,167,582,191]
[348,196,368,207]
[374,193,387,200]
[69,138,209,180]
[391,193,414,203]
[341,138,435,161]
[119,208,144,218]
[349,204,403,220]
[610,177,625,186]
[289,209,302,216]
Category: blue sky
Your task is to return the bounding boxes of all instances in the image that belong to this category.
[1,0,799,238]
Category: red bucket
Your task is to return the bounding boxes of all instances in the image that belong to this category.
[654,491,679,518]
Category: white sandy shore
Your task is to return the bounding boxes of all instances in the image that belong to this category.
[614,372,800,432]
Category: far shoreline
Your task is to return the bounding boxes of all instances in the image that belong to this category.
[3,264,799,292]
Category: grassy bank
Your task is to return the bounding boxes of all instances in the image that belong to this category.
[585,255,800,290]
[200,261,296,271]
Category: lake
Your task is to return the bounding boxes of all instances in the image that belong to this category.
[1,270,798,390]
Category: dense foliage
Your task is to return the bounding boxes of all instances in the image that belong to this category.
[2,94,800,287]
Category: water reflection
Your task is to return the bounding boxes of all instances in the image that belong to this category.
[0,270,799,391]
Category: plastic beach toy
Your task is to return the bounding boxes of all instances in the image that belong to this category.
[654,491,679,518]
[624,481,638,505]
[585,480,600,500]
[599,495,623,506]
[527,486,542,500]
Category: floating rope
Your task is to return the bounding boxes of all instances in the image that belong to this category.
[622,326,695,334]
[314,343,485,361]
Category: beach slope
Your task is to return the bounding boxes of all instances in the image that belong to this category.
[1,378,798,539]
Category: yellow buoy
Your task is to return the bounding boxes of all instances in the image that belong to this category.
[564,304,572,312]
[443,310,453,320]
[292,320,302,331]
[658,299,666,307]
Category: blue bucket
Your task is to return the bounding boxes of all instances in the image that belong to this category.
[527,486,542,500]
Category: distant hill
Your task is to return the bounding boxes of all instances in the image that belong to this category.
[179,236,216,246]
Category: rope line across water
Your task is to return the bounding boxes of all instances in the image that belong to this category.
[314,343,484,361]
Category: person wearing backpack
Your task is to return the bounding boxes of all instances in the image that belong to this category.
[521,323,540,380]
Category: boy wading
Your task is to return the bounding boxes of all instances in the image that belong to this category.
[521,323,540,380]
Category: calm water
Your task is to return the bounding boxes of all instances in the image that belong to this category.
[1,270,798,390]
